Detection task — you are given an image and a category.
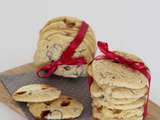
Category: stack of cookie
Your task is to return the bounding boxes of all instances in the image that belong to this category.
[88,51,149,120]
[12,84,84,119]
[34,16,96,78]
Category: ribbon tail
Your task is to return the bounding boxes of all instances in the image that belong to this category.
[143,90,150,119]
[60,22,89,60]
[143,75,151,119]
[97,41,109,55]
[37,64,58,78]
[88,75,94,91]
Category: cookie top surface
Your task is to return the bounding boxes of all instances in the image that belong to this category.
[12,84,61,102]
[34,16,96,66]
[91,51,149,89]
[28,95,84,119]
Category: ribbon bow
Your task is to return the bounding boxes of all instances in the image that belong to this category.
[96,41,151,119]
[37,21,88,78]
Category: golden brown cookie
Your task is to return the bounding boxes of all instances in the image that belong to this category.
[92,97,145,110]
[12,84,61,102]
[90,81,148,99]
[92,105,143,120]
[91,51,148,89]
[28,95,84,119]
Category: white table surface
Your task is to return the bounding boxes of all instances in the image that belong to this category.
[0,103,26,120]
[0,0,160,119]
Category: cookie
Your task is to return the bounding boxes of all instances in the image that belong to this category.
[91,51,148,89]
[95,96,139,105]
[12,84,61,102]
[102,107,143,119]
[27,102,49,119]
[90,83,140,104]
[91,81,148,99]
[28,95,83,119]
[110,86,148,99]
[92,98,145,110]
[93,115,143,120]
[34,16,96,78]
[90,81,104,98]
[92,105,143,119]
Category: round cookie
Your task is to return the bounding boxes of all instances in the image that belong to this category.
[12,84,61,102]
[27,102,49,119]
[90,82,140,105]
[28,95,84,119]
[91,51,149,89]
[101,96,139,105]
[102,107,143,119]
[93,115,143,120]
[90,81,148,99]
[46,95,83,119]
[92,105,143,119]
[92,98,145,110]
[34,16,96,78]
[110,86,148,99]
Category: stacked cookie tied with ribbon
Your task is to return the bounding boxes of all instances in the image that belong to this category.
[88,41,151,120]
[34,16,96,78]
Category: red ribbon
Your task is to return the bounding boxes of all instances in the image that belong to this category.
[37,21,89,78]
[90,41,151,119]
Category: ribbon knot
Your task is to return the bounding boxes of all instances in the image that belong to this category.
[37,21,89,78]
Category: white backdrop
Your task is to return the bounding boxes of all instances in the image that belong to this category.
[0,0,160,119]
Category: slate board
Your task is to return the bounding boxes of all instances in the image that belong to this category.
[0,72,91,120]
